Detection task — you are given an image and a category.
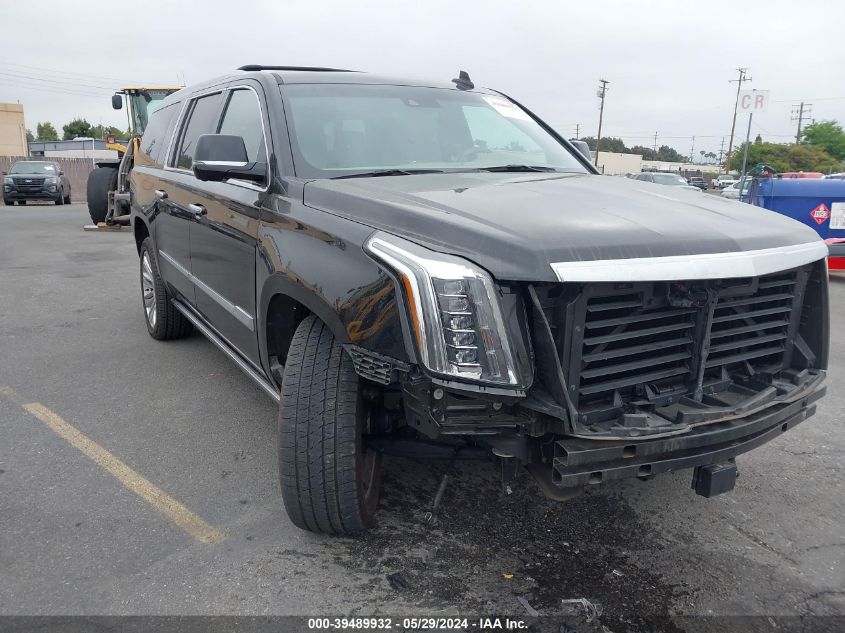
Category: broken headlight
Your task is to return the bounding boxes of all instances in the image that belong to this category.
[365,232,525,388]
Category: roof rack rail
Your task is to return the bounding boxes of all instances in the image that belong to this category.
[237,65,354,72]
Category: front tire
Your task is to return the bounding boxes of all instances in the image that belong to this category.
[139,238,192,340]
[278,316,381,534]
[55,189,64,205]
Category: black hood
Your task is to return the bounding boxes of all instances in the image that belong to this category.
[303,172,822,281]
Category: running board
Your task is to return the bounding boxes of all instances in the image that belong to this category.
[171,299,281,403]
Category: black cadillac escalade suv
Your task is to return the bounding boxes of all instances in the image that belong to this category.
[129,66,829,534]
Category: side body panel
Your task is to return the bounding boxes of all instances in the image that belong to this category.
[255,187,411,382]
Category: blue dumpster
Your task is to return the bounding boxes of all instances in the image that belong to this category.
[747,178,845,264]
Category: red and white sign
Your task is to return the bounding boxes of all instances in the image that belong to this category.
[738,90,770,112]
[810,203,830,225]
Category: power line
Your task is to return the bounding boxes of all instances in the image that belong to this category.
[0,70,112,92]
[0,78,106,99]
[0,60,154,86]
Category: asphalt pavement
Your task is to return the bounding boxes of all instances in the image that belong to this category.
[0,203,842,631]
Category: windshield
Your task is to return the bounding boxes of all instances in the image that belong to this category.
[652,173,688,186]
[282,84,589,178]
[9,162,57,174]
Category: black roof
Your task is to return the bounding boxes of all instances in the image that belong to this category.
[158,67,483,108]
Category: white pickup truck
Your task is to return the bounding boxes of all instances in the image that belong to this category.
[712,174,739,189]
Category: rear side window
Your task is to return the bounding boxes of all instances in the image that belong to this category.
[173,92,224,170]
[139,102,179,166]
[218,89,266,163]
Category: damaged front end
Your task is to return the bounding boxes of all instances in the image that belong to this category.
[359,230,828,499]
[368,258,829,499]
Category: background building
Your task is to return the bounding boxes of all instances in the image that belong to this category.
[28,139,118,161]
[0,103,27,157]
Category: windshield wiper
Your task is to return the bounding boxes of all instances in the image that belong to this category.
[332,168,444,179]
[476,165,559,173]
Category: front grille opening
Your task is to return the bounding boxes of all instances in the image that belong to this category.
[547,265,813,433]
[578,291,695,406]
[703,273,795,379]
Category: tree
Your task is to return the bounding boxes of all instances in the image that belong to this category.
[656,145,686,162]
[629,145,657,160]
[802,120,845,160]
[729,141,840,173]
[754,134,762,144]
[36,121,59,141]
[581,136,627,153]
[62,118,93,140]
[26,129,34,143]
[89,124,128,141]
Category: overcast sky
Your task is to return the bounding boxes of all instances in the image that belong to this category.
[2,0,843,157]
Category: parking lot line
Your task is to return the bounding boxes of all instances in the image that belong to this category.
[0,385,225,545]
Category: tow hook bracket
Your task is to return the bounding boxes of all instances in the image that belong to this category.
[692,461,738,498]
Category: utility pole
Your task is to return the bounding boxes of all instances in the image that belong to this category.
[725,67,751,174]
[689,136,695,163]
[574,123,580,139]
[653,131,659,153]
[594,79,609,167]
[718,137,725,174]
[791,102,812,143]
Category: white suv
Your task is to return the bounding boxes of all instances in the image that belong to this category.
[713,174,738,189]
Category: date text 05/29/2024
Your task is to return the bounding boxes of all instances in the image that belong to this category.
[307,617,529,630]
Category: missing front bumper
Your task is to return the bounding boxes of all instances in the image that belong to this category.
[549,381,824,489]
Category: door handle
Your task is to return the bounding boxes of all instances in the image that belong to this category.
[154,189,168,200]
[188,203,207,216]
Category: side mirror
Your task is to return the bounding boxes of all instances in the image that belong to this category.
[112,94,123,110]
[192,134,267,184]
[569,139,592,161]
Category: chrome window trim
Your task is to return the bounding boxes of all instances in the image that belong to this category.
[160,98,187,169]
[158,249,255,331]
[550,241,829,282]
[164,88,225,174]
[215,84,272,193]
[163,84,270,194]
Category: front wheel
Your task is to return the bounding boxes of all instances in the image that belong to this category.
[278,315,381,534]
[55,190,64,205]
[139,238,192,340]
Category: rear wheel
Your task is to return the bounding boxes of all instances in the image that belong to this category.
[87,167,118,223]
[139,238,192,340]
[278,315,381,534]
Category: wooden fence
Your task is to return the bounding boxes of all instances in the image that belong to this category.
[0,156,95,202]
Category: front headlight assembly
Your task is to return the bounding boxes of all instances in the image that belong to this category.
[366,232,528,388]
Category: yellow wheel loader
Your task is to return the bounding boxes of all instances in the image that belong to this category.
[87,87,181,225]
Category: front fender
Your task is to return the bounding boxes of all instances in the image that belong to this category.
[255,202,411,380]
